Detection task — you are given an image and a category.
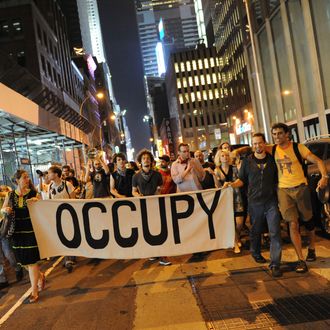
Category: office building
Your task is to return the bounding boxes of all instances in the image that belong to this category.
[244,0,330,142]
[165,44,227,152]
[135,0,202,76]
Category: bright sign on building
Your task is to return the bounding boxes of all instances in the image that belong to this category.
[156,42,166,76]
[158,18,165,40]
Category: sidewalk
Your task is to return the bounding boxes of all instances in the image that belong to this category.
[133,232,330,329]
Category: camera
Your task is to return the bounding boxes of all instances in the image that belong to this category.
[36,170,43,177]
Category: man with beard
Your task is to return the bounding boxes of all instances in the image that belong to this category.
[110,153,135,198]
[158,155,176,194]
[223,133,282,277]
[132,150,171,266]
[85,157,110,198]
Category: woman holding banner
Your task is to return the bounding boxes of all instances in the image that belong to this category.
[1,170,44,303]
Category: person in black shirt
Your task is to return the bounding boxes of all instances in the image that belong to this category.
[85,157,110,198]
[194,150,216,189]
[132,150,162,197]
[110,153,135,198]
[223,133,282,277]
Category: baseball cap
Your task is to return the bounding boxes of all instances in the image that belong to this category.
[159,155,170,162]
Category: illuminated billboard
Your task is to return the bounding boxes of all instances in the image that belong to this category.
[155,42,166,76]
[158,18,165,40]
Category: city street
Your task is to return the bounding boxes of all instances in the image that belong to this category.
[0,231,329,330]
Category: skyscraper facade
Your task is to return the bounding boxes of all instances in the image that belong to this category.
[77,0,106,63]
[135,0,203,77]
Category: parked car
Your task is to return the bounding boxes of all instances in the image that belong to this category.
[304,136,330,234]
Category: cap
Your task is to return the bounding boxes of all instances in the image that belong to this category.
[159,155,170,162]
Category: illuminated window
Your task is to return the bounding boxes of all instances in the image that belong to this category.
[203,91,208,100]
[210,58,215,67]
[200,75,205,85]
[175,63,179,73]
[194,76,199,85]
[198,59,203,69]
[206,74,211,84]
[180,62,185,72]
[208,90,214,99]
[179,95,184,104]
[192,60,197,70]
[215,89,219,98]
[188,76,193,86]
[176,79,181,89]
[196,91,201,101]
[212,73,217,84]
[186,61,191,71]
[191,92,195,102]
[204,59,209,69]
[182,77,187,87]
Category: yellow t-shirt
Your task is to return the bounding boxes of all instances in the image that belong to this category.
[273,142,311,188]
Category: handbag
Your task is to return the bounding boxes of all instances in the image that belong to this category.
[0,192,15,239]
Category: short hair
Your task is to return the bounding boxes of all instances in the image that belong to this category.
[48,165,62,178]
[69,168,75,176]
[271,122,289,133]
[136,149,154,164]
[113,152,126,164]
[62,165,71,171]
[252,132,266,142]
[178,143,189,152]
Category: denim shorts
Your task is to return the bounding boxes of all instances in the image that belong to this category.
[277,184,313,223]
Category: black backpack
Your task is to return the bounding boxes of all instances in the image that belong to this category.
[272,142,308,178]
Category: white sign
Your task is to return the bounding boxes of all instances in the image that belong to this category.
[28,189,235,259]
[236,122,252,135]
[214,128,221,140]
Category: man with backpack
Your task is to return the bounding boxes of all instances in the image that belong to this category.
[269,123,328,273]
[48,166,76,272]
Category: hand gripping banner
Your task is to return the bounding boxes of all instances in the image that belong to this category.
[28,188,235,259]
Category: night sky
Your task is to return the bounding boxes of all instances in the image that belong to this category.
[97,0,149,153]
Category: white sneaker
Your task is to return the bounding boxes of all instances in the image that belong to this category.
[159,259,171,266]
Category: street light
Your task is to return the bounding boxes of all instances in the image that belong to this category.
[79,91,105,163]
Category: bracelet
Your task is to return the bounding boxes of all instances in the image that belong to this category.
[322,175,329,179]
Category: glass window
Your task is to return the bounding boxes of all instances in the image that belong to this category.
[180,62,185,72]
[287,0,318,117]
[0,21,10,37]
[182,77,187,88]
[176,79,181,89]
[310,0,330,109]
[204,59,209,68]
[12,20,23,34]
[186,61,191,71]
[271,11,295,122]
[259,29,278,123]
[175,63,179,73]
[194,76,199,86]
[200,75,205,85]
[198,59,203,69]
[188,76,193,86]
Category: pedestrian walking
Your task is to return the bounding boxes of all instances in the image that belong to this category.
[171,143,205,193]
[223,133,282,277]
[1,170,44,303]
[269,123,328,273]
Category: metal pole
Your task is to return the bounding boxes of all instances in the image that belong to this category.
[24,130,34,183]
[62,139,67,164]
[244,0,269,141]
[0,134,7,185]
[11,125,20,168]
[72,145,77,173]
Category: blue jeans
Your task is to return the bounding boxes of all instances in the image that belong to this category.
[0,237,19,283]
[249,200,282,267]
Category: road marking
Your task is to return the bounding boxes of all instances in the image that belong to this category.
[0,256,64,327]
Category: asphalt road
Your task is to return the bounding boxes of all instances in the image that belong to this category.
[0,232,329,330]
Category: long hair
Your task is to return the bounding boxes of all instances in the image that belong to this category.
[214,150,230,167]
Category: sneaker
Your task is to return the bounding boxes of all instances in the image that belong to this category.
[270,266,282,278]
[16,268,24,282]
[306,248,316,262]
[253,255,267,264]
[159,258,171,266]
[149,257,157,261]
[295,260,308,273]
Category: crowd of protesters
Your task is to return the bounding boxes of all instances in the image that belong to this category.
[0,122,328,303]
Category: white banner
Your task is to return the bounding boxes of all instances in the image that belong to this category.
[28,188,235,259]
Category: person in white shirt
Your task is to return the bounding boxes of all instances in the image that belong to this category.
[47,166,76,272]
